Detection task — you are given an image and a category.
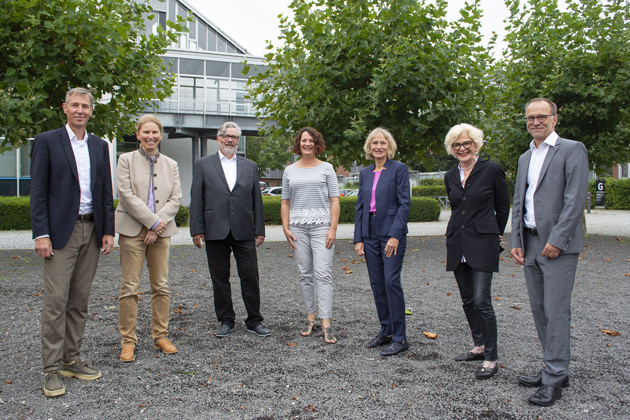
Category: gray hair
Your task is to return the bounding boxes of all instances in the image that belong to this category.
[363,127,397,160]
[218,121,242,138]
[65,87,94,108]
[444,123,484,156]
[525,98,557,115]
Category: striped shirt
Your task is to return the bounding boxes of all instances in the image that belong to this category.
[282,162,339,225]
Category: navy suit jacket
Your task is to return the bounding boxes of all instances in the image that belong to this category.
[30,126,115,249]
[444,158,510,272]
[354,159,410,243]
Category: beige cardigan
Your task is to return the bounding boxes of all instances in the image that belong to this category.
[115,148,181,237]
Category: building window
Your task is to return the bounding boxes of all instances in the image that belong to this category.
[207,29,217,51]
[206,61,230,78]
[217,36,227,52]
[198,23,207,50]
[162,57,178,73]
[180,58,204,75]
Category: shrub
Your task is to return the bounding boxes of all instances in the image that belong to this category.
[262,196,282,225]
[605,178,630,210]
[0,196,31,230]
[409,197,441,222]
[175,206,189,227]
[418,178,444,186]
[412,185,447,197]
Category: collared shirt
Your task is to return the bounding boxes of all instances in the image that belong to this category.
[66,124,92,214]
[219,150,237,191]
[138,146,162,230]
[457,156,479,262]
[524,131,559,228]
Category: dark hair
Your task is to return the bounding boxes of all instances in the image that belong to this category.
[293,127,326,156]
[525,97,557,115]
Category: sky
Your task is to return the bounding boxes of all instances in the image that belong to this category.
[186,0,511,57]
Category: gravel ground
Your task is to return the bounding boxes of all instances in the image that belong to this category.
[0,234,629,419]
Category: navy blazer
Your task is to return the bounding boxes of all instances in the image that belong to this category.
[444,158,510,273]
[189,152,265,241]
[30,127,115,249]
[354,159,410,243]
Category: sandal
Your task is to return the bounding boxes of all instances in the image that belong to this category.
[301,320,316,336]
[322,326,337,344]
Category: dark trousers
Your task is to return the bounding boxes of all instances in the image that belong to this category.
[204,231,263,329]
[363,213,407,344]
[453,262,498,361]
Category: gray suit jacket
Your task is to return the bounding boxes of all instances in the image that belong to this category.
[511,136,589,254]
[189,152,265,241]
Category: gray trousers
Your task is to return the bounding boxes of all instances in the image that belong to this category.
[42,220,100,372]
[524,230,578,387]
[290,224,334,319]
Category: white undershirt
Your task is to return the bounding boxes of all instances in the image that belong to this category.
[524,131,558,228]
[219,150,237,191]
[65,124,92,214]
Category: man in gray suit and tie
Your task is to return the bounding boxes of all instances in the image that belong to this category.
[190,122,271,338]
[511,98,588,406]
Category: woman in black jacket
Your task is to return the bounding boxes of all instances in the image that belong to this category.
[444,123,510,379]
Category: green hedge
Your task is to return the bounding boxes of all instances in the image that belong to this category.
[0,197,31,230]
[0,197,189,230]
[602,178,630,210]
[418,178,444,186]
[412,185,447,197]
[261,196,440,225]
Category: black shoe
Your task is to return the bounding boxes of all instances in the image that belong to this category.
[475,363,498,379]
[528,384,562,406]
[518,373,570,388]
[380,340,410,356]
[454,351,485,362]
[247,324,271,337]
[216,323,232,338]
[365,335,392,349]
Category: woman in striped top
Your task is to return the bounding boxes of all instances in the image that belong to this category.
[281,127,340,344]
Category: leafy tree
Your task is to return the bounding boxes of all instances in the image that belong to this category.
[247,0,490,170]
[485,0,630,176]
[0,0,187,151]
[246,134,294,178]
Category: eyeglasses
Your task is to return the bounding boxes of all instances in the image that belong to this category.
[525,114,555,123]
[452,141,473,150]
[220,134,240,141]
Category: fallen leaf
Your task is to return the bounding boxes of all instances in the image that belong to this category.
[193,304,199,308]
[341,259,347,262]
[174,305,183,314]
[292,397,297,401]
[426,283,430,285]
[31,291,41,297]
[351,260,357,264]
[304,405,317,412]
[446,293,451,296]
[241,406,245,409]
[138,404,146,408]
[440,261,445,263]
[286,342,297,347]
[171,370,195,375]
[510,274,515,276]
[11,255,20,259]
[510,306,521,310]
[265,247,271,249]
[625,273,630,277]
[499,364,505,368]
[190,270,196,273]
[423,332,437,339]
[578,257,584,260]
[391,383,397,388]
[209,376,213,383]
[495,296,500,300]
[288,254,293,258]
[4,380,12,384]
[345,270,353,274]
[602,329,620,337]
[606,258,610,261]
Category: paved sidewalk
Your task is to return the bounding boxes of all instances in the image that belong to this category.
[1,209,628,250]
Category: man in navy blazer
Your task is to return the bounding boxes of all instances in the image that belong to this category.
[30,88,115,397]
[511,98,588,406]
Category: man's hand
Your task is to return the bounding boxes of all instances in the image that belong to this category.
[542,243,561,259]
[35,237,53,259]
[510,247,525,265]
[255,235,265,248]
[354,242,365,256]
[101,235,114,255]
[193,233,205,249]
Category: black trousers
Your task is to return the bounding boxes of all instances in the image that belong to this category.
[454,262,498,361]
[204,231,263,329]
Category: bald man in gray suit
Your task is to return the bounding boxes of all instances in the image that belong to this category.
[511,98,589,406]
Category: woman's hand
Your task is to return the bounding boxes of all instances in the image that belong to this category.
[384,237,400,258]
[325,227,337,249]
[154,220,167,235]
[284,228,297,251]
[354,242,364,256]
[144,229,158,245]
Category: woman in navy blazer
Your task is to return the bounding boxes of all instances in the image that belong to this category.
[354,127,410,356]
[443,123,509,379]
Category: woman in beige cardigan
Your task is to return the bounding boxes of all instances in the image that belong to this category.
[115,115,181,362]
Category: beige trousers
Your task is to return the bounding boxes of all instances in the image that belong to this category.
[42,220,100,372]
[118,227,171,346]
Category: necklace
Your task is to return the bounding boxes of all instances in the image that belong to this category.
[458,157,478,171]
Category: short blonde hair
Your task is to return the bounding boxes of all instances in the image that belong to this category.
[136,115,163,133]
[444,123,484,156]
[363,127,397,160]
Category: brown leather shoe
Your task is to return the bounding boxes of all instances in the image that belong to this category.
[154,339,177,354]
[120,345,135,362]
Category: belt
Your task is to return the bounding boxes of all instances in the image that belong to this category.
[525,227,538,236]
[78,213,94,222]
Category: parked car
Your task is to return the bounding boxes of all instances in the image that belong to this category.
[260,182,269,190]
[263,187,282,196]
[339,188,358,197]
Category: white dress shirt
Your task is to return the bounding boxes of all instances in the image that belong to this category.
[457,156,479,262]
[524,131,558,228]
[219,150,237,191]
[66,124,93,214]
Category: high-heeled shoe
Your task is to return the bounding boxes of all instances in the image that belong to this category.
[322,326,337,344]
[301,320,317,336]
